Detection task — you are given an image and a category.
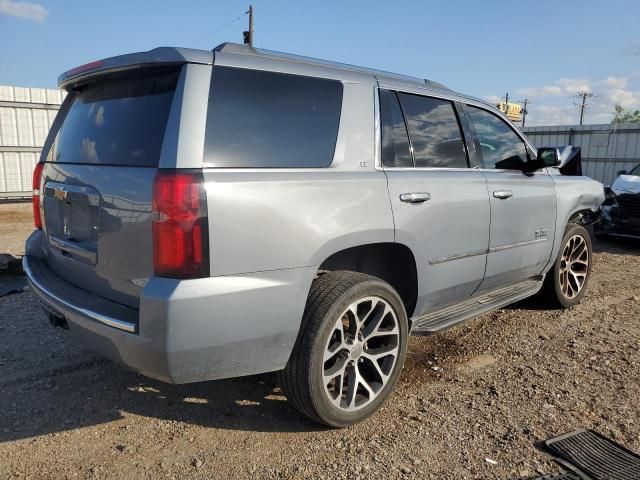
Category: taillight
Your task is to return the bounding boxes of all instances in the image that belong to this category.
[152,170,209,278]
[32,162,45,229]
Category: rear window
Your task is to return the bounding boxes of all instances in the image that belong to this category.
[47,68,179,166]
[204,66,343,168]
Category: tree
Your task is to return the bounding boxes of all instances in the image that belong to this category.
[612,104,640,124]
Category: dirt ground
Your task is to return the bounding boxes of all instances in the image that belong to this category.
[0,202,33,256]
[0,203,639,479]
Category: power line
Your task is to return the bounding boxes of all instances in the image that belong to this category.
[190,11,248,48]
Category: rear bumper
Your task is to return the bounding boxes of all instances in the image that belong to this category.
[24,232,314,384]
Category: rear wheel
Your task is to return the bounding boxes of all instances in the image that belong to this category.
[278,271,408,427]
[542,224,592,308]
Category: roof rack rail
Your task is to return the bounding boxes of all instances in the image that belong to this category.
[212,42,450,91]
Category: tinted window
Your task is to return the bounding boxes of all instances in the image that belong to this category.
[467,106,527,170]
[49,68,179,166]
[379,89,413,168]
[204,67,343,168]
[630,164,640,176]
[398,93,468,168]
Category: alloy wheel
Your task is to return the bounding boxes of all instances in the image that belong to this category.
[559,234,589,299]
[322,296,400,412]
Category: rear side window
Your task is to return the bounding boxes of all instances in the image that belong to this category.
[48,68,179,166]
[466,106,527,170]
[379,89,413,168]
[398,93,468,168]
[204,67,343,168]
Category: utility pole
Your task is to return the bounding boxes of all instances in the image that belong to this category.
[243,5,254,47]
[575,91,595,125]
[496,92,509,116]
[521,98,530,127]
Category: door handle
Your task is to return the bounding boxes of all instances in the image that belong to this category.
[399,192,431,203]
[493,190,513,199]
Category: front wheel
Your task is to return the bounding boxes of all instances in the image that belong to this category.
[541,224,593,308]
[278,271,408,427]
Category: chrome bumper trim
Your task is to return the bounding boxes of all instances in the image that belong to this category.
[23,256,137,333]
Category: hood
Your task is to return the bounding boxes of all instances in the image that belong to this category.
[612,174,640,195]
[611,175,640,195]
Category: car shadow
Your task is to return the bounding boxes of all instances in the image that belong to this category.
[0,358,323,443]
[591,235,640,255]
[0,289,327,443]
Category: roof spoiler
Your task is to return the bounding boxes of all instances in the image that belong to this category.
[58,47,213,89]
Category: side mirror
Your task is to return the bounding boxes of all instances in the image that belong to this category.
[617,170,628,177]
[536,147,561,167]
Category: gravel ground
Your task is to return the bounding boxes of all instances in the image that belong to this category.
[0,207,639,479]
[0,202,32,257]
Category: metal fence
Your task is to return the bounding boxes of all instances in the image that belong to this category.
[523,123,640,185]
[0,83,639,197]
[0,85,64,198]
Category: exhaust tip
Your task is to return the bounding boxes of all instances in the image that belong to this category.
[47,311,69,330]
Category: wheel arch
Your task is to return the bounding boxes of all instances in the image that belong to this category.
[317,242,419,319]
[567,208,601,227]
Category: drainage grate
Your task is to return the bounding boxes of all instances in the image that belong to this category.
[526,474,582,480]
[545,429,640,480]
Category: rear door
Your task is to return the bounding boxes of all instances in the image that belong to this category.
[463,104,556,292]
[379,87,491,315]
[39,67,182,308]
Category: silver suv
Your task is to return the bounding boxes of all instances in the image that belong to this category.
[24,43,604,427]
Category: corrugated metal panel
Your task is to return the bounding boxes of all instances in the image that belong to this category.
[0,84,64,196]
[16,108,34,146]
[1,152,23,192]
[13,86,30,103]
[19,152,37,191]
[30,87,47,104]
[47,109,58,128]
[31,109,49,146]
[524,123,640,185]
[0,107,18,146]
[0,86,13,102]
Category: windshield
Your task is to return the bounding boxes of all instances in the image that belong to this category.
[629,164,640,176]
[47,68,179,167]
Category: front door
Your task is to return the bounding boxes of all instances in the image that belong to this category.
[464,104,556,292]
[378,88,491,316]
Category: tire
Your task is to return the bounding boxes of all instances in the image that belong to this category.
[278,271,408,428]
[541,224,593,308]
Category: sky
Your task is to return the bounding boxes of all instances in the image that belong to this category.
[1,0,639,126]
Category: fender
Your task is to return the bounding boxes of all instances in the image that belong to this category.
[543,175,605,273]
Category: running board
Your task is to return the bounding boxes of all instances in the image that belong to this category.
[411,277,544,335]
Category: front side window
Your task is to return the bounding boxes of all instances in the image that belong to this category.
[379,89,413,168]
[397,93,468,168]
[204,67,343,168]
[466,106,527,170]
